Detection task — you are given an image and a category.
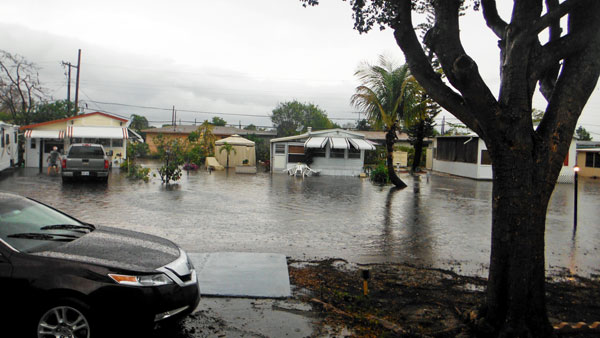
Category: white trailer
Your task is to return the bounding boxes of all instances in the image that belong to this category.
[0,122,19,172]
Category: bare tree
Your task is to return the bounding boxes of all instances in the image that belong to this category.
[302,0,600,336]
[0,50,45,124]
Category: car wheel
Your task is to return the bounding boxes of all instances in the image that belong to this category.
[37,298,92,338]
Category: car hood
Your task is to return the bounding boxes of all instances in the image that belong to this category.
[32,226,181,273]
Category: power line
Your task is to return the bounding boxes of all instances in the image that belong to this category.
[82,99,359,120]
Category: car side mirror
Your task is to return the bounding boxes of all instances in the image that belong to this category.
[107,150,114,156]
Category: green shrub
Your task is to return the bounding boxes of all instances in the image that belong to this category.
[370,163,389,184]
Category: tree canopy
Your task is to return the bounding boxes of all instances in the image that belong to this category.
[0,50,46,124]
[211,116,227,126]
[575,125,592,141]
[129,114,149,132]
[271,100,336,137]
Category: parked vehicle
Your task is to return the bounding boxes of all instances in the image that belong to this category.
[61,144,112,182]
[0,192,200,337]
[0,122,18,172]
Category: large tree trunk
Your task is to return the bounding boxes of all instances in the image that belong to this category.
[411,120,425,173]
[386,125,407,188]
[481,143,557,337]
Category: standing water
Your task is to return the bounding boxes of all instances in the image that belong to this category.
[0,164,598,278]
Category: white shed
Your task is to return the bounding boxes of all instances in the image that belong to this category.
[215,134,256,167]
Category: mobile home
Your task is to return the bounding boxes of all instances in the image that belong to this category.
[0,122,18,172]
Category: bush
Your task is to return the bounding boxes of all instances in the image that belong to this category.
[370,163,389,184]
[183,163,199,170]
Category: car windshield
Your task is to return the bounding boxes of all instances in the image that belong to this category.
[68,146,104,159]
[0,196,89,253]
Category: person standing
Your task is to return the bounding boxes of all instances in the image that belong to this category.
[47,146,61,175]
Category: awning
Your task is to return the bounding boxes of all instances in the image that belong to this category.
[348,138,376,150]
[330,137,350,149]
[24,130,65,139]
[304,136,329,148]
[67,126,129,139]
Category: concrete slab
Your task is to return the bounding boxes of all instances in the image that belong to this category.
[189,252,291,298]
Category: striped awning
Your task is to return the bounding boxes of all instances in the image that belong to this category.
[304,136,329,148]
[67,126,129,139]
[348,138,376,150]
[24,130,65,139]
[329,137,350,149]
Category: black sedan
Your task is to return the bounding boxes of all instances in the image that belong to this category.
[0,192,200,337]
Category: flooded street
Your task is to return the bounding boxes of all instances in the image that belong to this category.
[1,163,598,278]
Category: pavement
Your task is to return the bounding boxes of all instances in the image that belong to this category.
[165,252,321,337]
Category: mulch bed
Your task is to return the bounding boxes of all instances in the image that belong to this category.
[288,258,600,337]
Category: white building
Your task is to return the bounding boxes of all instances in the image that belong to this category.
[270,128,375,176]
[0,121,18,172]
[20,112,141,169]
[432,135,576,182]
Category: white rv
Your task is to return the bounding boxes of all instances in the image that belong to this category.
[0,122,18,172]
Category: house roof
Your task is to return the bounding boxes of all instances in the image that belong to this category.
[271,128,367,143]
[142,125,276,137]
[19,112,128,131]
[215,134,255,146]
[355,130,411,141]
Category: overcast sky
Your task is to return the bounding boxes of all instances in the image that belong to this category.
[1,0,599,137]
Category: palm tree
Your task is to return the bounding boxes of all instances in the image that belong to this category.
[351,56,412,188]
[219,142,237,168]
[402,75,439,173]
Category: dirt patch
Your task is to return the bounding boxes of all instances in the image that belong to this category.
[288,258,600,337]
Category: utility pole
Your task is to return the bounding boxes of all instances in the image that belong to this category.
[61,61,73,114]
[62,49,81,115]
[172,106,176,131]
[74,49,81,114]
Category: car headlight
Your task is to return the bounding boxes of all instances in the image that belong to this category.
[108,273,174,286]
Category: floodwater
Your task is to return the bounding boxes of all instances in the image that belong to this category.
[0,163,598,278]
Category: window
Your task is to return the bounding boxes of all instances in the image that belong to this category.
[288,145,304,154]
[288,144,305,163]
[31,140,36,149]
[330,148,345,159]
[586,152,600,168]
[288,154,305,163]
[480,150,492,165]
[1,129,4,148]
[348,146,361,159]
[5,134,9,146]
[311,148,326,157]
[436,137,478,163]
[112,139,123,147]
[275,144,285,154]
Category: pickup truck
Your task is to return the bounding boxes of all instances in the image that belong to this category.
[61,143,112,182]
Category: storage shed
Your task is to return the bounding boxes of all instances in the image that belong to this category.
[215,134,256,167]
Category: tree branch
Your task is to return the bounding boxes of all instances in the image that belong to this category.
[537,1,600,166]
[538,0,562,101]
[532,0,591,35]
[391,0,479,135]
[481,0,507,39]
[423,0,499,135]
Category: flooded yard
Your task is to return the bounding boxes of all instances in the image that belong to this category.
[0,163,598,278]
